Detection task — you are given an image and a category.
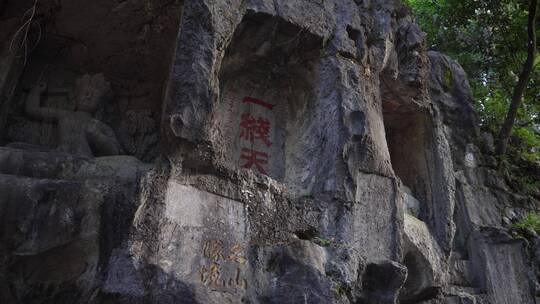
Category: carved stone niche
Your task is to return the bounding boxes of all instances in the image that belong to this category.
[208,13,337,196]
[4,74,123,158]
[381,63,455,252]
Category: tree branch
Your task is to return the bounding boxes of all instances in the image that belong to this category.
[496,0,538,155]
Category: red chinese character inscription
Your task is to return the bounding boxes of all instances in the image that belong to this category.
[242,96,274,110]
[237,96,274,175]
[239,112,272,147]
[240,148,268,174]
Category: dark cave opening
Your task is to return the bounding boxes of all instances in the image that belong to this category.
[382,97,442,303]
[399,251,439,303]
[402,252,425,297]
[382,99,434,221]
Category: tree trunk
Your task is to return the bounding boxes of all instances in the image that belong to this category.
[496,0,538,155]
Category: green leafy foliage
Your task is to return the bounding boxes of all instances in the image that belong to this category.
[332,282,350,297]
[443,67,454,90]
[498,152,540,197]
[406,0,540,194]
[512,213,540,234]
[313,236,332,247]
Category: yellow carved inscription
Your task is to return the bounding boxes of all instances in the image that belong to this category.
[203,240,225,261]
[199,240,248,290]
[228,244,247,265]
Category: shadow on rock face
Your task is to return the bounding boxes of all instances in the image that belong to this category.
[399,250,441,303]
[356,261,407,304]
[101,264,198,304]
[260,248,333,304]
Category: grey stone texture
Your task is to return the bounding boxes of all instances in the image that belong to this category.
[0,0,539,303]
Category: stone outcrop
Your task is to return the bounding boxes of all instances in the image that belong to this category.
[0,0,539,303]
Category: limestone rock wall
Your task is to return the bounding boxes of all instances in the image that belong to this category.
[0,0,539,304]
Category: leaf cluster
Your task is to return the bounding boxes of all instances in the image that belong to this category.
[406,0,540,177]
[512,213,540,234]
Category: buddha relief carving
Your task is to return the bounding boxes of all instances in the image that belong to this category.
[24,74,122,157]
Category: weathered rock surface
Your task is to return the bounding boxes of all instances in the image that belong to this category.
[0,0,539,303]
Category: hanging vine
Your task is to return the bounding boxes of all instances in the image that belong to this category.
[9,0,42,66]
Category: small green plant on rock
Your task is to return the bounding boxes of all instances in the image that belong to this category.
[443,67,453,90]
[313,236,331,247]
[302,193,315,200]
[512,213,540,235]
[333,282,349,298]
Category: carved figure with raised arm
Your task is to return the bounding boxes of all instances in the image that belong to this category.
[24,74,122,157]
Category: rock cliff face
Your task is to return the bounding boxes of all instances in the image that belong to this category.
[0,0,539,303]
